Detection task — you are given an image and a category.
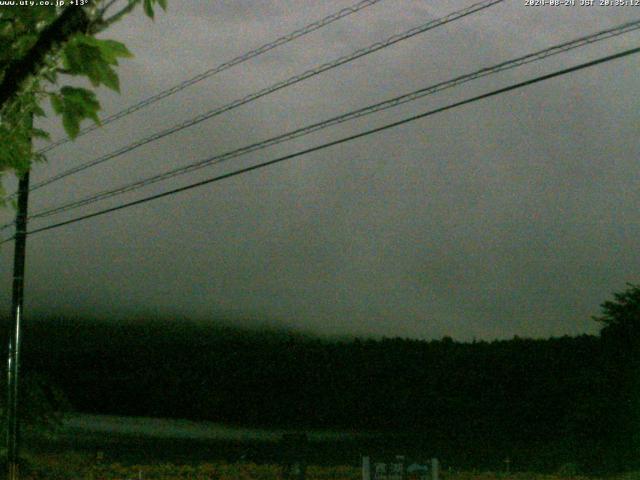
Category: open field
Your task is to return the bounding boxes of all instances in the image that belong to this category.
[59,414,371,442]
[23,414,378,466]
[18,415,636,477]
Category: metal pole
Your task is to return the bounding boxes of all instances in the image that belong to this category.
[6,168,30,480]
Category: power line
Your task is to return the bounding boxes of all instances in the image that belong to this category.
[36,0,386,155]
[2,45,635,244]
[22,0,504,196]
[13,18,640,227]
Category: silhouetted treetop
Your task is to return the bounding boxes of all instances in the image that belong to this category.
[593,282,640,342]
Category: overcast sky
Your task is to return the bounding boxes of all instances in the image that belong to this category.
[1,0,639,340]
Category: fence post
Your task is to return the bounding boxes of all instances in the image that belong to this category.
[431,458,439,480]
[362,456,371,480]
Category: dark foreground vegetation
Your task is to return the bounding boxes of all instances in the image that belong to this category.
[1,284,639,474]
[7,453,639,480]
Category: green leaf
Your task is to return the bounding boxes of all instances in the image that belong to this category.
[143,0,155,18]
[54,87,101,139]
[31,128,50,140]
[61,41,84,73]
[98,39,133,63]
[50,94,64,114]
[42,68,57,84]
[75,34,101,48]
[142,0,168,17]
[60,35,129,92]
[60,86,100,120]
[61,110,80,138]
[31,103,46,118]
[99,63,120,92]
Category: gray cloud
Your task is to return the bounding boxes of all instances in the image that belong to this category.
[1,0,639,340]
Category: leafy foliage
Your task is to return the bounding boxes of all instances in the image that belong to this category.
[61,34,132,93]
[50,86,101,139]
[143,0,167,19]
[0,75,49,175]
[0,0,167,200]
[592,283,640,469]
[593,283,640,340]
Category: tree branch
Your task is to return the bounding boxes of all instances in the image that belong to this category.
[93,0,139,32]
[100,0,123,16]
[0,5,92,110]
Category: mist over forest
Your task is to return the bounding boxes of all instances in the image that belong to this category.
[1,311,636,474]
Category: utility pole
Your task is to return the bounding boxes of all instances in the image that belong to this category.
[6,168,30,480]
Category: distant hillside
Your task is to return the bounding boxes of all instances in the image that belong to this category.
[0,316,635,473]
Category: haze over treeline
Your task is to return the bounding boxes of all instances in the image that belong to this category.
[1,311,636,473]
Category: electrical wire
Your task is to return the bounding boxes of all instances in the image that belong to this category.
[11,18,640,228]
[37,0,386,154]
[0,44,634,244]
[22,0,504,196]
